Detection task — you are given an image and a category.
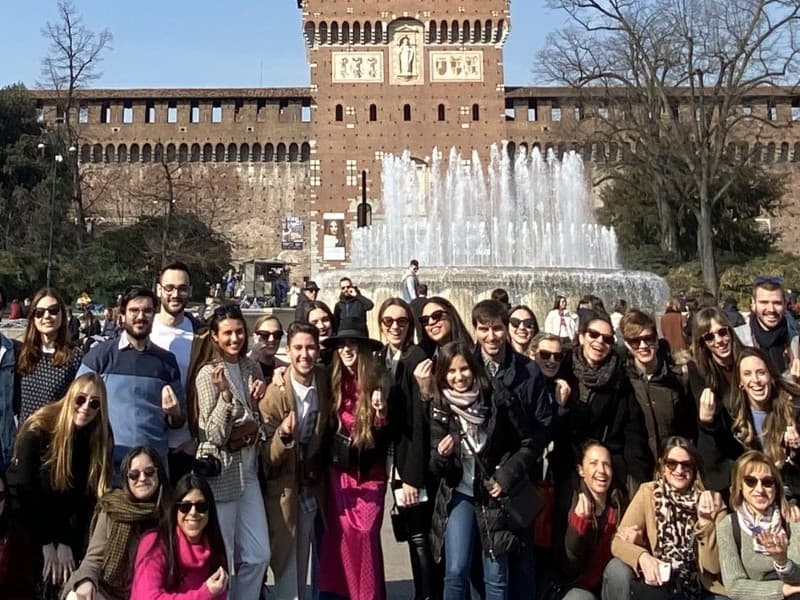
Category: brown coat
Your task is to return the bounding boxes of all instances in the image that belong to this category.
[258,365,331,577]
[611,481,727,595]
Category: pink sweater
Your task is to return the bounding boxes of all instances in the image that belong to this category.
[130,528,227,600]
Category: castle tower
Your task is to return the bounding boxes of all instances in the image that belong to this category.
[297,0,512,269]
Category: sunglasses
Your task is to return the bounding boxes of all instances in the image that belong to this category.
[743,475,776,489]
[256,330,283,343]
[177,500,209,515]
[755,275,782,286]
[586,329,614,346]
[701,327,730,343]
[420,310,449,327]
[381,316,410,329]
[213,304,243,319]
[127,467,158,481]
[34,305,61,319]
[537,349,563,362]
[509,317,536,330]
[75,394,101,410]
[625,334,657,347]
[664,459,695,473]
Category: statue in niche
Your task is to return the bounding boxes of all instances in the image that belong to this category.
[398,36,416,77]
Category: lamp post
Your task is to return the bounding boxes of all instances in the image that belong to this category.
[37,142,76,287]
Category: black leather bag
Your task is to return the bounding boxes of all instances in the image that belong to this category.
[331,430,352,469]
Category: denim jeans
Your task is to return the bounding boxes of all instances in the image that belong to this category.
[443,491,508,600]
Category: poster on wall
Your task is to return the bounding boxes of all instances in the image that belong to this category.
[322,212,346,261]
[281,216,304,250]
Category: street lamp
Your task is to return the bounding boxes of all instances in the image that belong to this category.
[37,142,76,288]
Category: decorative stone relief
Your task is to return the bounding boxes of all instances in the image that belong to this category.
[389,20,424,85]
[430,51,484,82]
[331,52,384,83]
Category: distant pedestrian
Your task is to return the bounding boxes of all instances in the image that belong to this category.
[401,259,421,302]
[295,280,320,323]
[334,276,374,334]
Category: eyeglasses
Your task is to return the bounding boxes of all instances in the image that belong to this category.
[161,284,190,295]
[34,305,61,319]
[586,329,614,346]
[624,334,657,347]
[127,467,158,481]
[177,500,209,515]
[381,316,410,329]
[213,304,243,319]
[755,275,782,286]
[743,475,776,489]
[420,310,449,327]
[75,394,101,410]
[537,349,564,362]
[701,327,730,343]
[126,307,155,316]
[256,330,283,343]
[509,317,536,330]
[664,459,695,473]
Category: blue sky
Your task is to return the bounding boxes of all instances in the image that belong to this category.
[0,1,559,89]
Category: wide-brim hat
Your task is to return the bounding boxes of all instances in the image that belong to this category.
[321,317,383,352]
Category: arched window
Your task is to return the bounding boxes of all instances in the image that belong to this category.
[265,143,275,162]
[203,143,213,162]
[80,144,91,163]
[130,144,139,163]
[142,144,152,163]
[403,104,412,121]
[369,104,377,121]
[473,20,481,43]
[438,104,446,121]
[117,144,127,163]
[766,142,776,162]
[462,20,470,43]
[335,104,344,121]
[330,22,339,44]
[364,22,372,44]
[451,21,459,43]
[92,144,102,163]
[190,143,201,162]
[319,22,328,44]
[252,143,262,162]
[780,142,790,162]
[304,22,315,46]
[472,104,480,121]
[178,143,188,163]
[105,144,115,163]
[439,21,448,43]
[239,143,250,162]
[341,22,350,44]
[166,143,177,162]
[300,142,310,162]
[374,21,383,43]
[276,143,287,162]
[496,20,506,43]
[227,143,237,162]
[289,143,299,162]
[353,22,360,44]
[154,143,164,163]
[215,143,225,162]
[428,21,437,43]
[484,20,493,43]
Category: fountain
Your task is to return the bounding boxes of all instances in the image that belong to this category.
[315,144,669,324]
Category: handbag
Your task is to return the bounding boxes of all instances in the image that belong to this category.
[331,430,352,469]
[227,419,260,452]
[456,421,543,531]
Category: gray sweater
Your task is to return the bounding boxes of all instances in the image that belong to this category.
[718,513,800,600]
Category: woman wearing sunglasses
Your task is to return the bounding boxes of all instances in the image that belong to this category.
[690,307,746,498]
[63,446,168,600]
[730,348,800,497]
[16,288,83,423]
[189,305,269,599]
[718,451,800,599]
[131,473,228,599]
[10,373,111,599]
[609,436,727,600]
[249,315,287,383]
[507,304,540,357]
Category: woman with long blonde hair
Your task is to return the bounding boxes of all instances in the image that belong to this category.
[16,288,83,423]
[317,318,390,600]
[10,372,111,599]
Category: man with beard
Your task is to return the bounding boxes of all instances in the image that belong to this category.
[294,280,319,323]
[78,287,185,478]
[259,322,330,599]
[150,261,204,484]
[735,276,800,372]
[333,276,373,333]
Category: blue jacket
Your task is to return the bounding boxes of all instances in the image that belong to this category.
[0,335,16,470]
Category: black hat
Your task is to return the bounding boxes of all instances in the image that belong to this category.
[303,281,320,292]
[322,317,383,352]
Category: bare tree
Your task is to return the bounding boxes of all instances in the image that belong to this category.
[537,0,800,295]
[40,0,112,246]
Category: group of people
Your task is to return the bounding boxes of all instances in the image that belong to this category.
[2,262,800,600]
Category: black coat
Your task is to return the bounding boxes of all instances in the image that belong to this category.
[428,380,536,561]
[333,293,374,333]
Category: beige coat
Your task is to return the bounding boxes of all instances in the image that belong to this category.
[611,481,727,595]
[258,365,331,577]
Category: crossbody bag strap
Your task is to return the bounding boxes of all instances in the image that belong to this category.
[453,416,493,481]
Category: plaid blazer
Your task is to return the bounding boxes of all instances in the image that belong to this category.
[194,357,262,503]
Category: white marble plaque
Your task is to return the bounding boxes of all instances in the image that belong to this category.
[430,51,484,82]
[331,52,384,83]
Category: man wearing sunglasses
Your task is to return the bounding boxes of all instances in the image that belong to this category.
[78,287,186,481]
[151,261,205,485]
[333,276,374,334]
[735,276,800,373]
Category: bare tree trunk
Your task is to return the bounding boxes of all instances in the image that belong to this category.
[697,198,718,297]
[160,162,175,269]
[655,191,677,254]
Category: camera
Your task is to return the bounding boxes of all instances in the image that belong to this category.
[192,453,222,478]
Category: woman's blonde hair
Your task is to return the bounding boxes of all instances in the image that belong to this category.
[15,372,112,498]
[731,347,800,469]
[729,450,785,509]
[330,342,384,450]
